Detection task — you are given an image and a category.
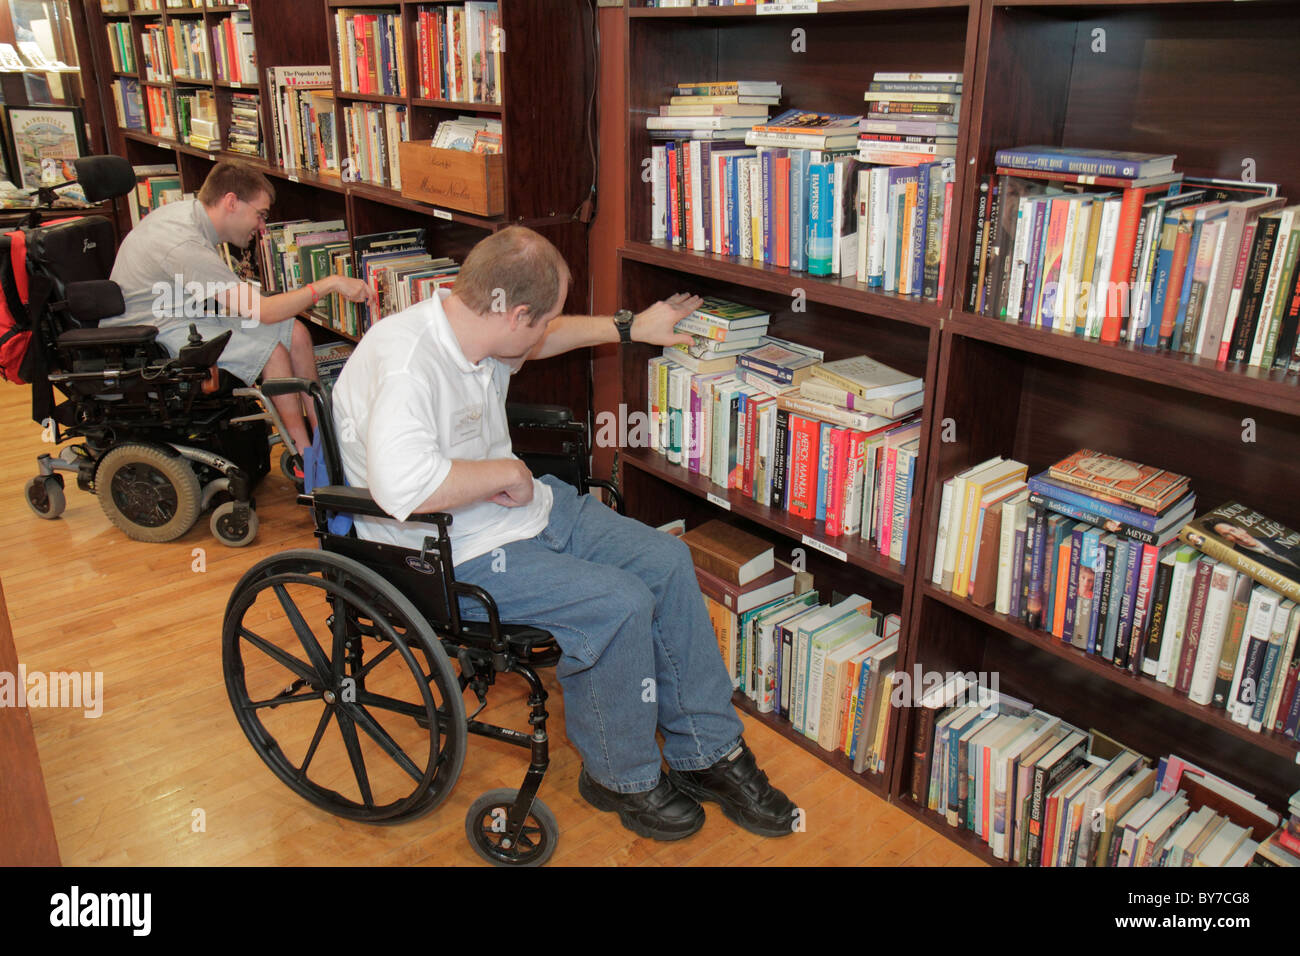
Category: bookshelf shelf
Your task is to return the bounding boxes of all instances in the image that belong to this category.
[409,98,504,113]
[623,447,908,584]
[920,582,1300,763]
[949,312,1300,420]
[334,90,407,105]
[624,240,944,329]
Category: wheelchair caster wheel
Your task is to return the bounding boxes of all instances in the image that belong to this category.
[466,789,558,867]
[280,449,304,491]
[25,475,65,519]
[96,443,201,543]
[211,500,259,547]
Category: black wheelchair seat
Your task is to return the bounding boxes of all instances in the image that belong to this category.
[56,325,158,349]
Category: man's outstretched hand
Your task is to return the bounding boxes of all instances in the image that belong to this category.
[632,292,703,347]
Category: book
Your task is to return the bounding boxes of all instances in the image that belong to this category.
[807,355,922,401]
[994,146,1177,180]
[680,519,774,586]
[1047,449,1190,513]
[1181,503,1300,604]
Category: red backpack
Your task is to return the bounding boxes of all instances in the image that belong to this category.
[0,230,32,384]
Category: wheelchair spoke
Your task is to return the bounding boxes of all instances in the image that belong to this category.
[355,641,397,680]
[333,709,374,808]
[247,689,323,709]
[355,690,429,722]
[345,703,426,784]
[239,627,317,684]
[273,583,334,680]
[297,705,334,778]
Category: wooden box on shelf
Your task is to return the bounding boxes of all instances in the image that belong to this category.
[397,142,505,217]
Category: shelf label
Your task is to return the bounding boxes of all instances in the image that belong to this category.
[157,141,168,150]
[432,208,453,221]
[208,154,215,162]
[756,1,818,14]
[706,492,731,511]
[288,174,299,183]
[800,534,847,563]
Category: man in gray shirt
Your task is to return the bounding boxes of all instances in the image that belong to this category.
[106,162,374,455]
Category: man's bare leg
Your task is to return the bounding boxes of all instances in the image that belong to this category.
[287,319,321,434]
[261,343,311,452]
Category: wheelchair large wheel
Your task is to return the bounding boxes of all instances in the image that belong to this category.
[466,788,558,867]
[223,549,467,823]
[95,443,201,543]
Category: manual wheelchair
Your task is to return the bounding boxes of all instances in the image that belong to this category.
[222,378,620,866]
[18,156,299,546]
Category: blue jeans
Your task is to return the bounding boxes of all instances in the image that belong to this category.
[454,475,744,793]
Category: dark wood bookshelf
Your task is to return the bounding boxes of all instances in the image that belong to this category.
[85,0,598,422]
[893,793,1007,866]
[614,0,1300,865]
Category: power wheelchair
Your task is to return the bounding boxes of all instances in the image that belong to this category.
[222,378,621,866]
[17,156,300,546]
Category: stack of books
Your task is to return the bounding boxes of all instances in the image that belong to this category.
[176,88,218,150]
[109,77,145,132]
[168,17,211,80]
[912,692,1285,866]
[334,7,405,97]
[858,71,961,166]
[211,10,257,85]
[1253,789,1300,866]
[128,164,181,227]
[647,80,776,141]
[266,66,339,175]
[671,295,771,363]
[312,342,355,396]
[227,91,263,158]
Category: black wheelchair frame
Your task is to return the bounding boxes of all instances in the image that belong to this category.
[222,378,620,865]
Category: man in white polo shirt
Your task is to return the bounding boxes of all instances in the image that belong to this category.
[331,226,796,841]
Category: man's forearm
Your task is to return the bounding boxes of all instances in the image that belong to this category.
[411,458,529,514]
[529,313,619,360]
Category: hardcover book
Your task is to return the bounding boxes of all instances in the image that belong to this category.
[1180,503,1300,603]
[994,146,1177,180]
[681,519,775,586]
[808,354,922,401]
[1047,449,1190,513]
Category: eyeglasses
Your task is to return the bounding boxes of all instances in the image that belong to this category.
[242,199,270,223]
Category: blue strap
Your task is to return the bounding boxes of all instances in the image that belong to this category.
[302,430,354,536]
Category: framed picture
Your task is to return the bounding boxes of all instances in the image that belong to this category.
[2,105,87,191]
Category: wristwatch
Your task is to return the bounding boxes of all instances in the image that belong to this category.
[613,308,635,344]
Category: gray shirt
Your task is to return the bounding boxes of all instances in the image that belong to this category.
[105,198,291,385]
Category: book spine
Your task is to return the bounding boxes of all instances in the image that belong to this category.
[1176,559,1214,693]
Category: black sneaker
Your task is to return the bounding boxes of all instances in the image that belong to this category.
[666,740,797,838]
[578,766,705,841]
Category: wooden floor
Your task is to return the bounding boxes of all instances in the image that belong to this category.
[0,384,983,867]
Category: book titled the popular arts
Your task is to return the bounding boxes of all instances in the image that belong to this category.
[1180,503,1300,603]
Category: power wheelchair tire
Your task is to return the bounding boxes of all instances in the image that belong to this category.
[95,443,201,543]
[25,475,66,519]
[466,788,558,867]
[223,550,468,824]
[210,500,259,547]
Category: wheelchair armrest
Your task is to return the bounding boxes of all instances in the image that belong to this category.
[303,485,453,530]
[507,402,573,427]
[259,377,317,398]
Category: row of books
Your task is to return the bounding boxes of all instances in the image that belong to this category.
[335,7,405,98]
[414,3,503,105]
[312,341,355,397]
[911,680,1289,866]
[109,76,145,132]
[265,66,339,176]
[343,102,407,190]
[211,11,257,85]
[143,84,176,139]
[104,21,135,73]
[972,146,1299,368]
[167,17,212,80]
[141,23,171,82]
[933,448,1300,737]
[678,518,902,773]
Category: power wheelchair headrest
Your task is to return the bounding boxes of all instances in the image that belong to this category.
[71,156,137,204]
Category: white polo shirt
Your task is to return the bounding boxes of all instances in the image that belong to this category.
[330,289,553,564]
